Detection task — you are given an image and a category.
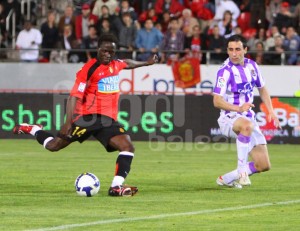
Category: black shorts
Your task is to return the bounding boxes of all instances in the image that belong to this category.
[57,114,127,152]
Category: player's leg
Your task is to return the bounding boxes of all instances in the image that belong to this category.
[93,118,137,197]
[107,134,138,196]
[232,117,253,185]
[249,144,271,172]
[13,123,71,151]
[216,115,252,187]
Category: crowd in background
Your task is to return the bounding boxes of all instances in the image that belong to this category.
[1,0,300,65]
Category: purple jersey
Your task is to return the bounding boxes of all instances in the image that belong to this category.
[213,58,265,118]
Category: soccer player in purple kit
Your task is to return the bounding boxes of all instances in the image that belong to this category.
[213,35,281,188]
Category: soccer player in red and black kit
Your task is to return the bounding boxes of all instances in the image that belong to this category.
[13,33,159,197]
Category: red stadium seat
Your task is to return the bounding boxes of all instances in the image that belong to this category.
[242,28,257,40]
[237,12,251,32]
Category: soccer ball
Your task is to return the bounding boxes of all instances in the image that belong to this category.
[75,172,100,197]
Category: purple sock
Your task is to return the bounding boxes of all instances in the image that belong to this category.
[248,161,258,175]
[237,134,251,143]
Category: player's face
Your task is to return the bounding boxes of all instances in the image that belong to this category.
[227,41,247,65]
[97,42,116,65]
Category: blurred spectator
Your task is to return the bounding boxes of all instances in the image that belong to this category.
[250,41,266,65]
[75,3,98,45]
[266,0,282,27]
[155,0,184,19]
[2,0,21,33]
[0,3,7,46]
[16,20,42,62]
[233,0,251,12]
[294,2,300,34]
[48,0,73,15]
[265,35,285,65]
[159,11,171,34]
[214,0,240,25]
[97,18,117,36]
[233,25,243,35]
[247,27,267,51]
[184,24,206,62]
[283,26,300,65]
[250,0,267,29]
[265,25,284,50]
[56,24,80,63]
[138,7,158,26]
[95,5,118,33]
[118,12,137,59]
[178,8,200,37]
[73,0,94,15]
[81,25,99,62]
[135,18,163,61]
[207,25,226,64]
[93,0,118,18]
[58,5,76,36]
[218,10,237,39]
[273,1,294,34]
[40,11,59,61]
[118,0,137,21]
[138,0,156,12]
[160,17,185,63]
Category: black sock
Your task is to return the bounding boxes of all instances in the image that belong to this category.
[115,153,133,178]
[35,130,54,145]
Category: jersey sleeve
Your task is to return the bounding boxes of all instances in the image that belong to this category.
[213,68,230,96]
[70,65,89,99]
[116,59,129,70]
[253,62,265,88]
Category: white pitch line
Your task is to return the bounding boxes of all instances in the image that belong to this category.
[26,199,300,231]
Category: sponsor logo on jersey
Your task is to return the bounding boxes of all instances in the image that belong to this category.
[98,75,119,93]
[109,66,113,73]
[237,82,253,95]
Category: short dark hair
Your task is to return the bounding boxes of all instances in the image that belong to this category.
[98,33,118,47]
[227,34,247,49]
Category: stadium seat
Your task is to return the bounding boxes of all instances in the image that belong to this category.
[242,28,257,40]
[237,12,251,32]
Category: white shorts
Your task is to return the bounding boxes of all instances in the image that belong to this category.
[217,112,267,150]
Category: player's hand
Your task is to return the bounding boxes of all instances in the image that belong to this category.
[60,123,73,138]
[238,102,255,113]
[147,54,159,65]
[268,112,281,129]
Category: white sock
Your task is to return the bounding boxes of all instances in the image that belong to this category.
[30,125,42,136]
[111,175,125,187]
[43,137,54,148]
[236,134,250,174]
[222,162,256,184]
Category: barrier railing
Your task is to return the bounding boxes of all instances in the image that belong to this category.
[0,47,296,65]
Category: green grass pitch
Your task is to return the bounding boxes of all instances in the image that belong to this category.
[1,140,300,230]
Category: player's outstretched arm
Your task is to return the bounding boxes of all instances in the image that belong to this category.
[124,54,159,69]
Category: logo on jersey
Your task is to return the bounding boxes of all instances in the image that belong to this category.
[237,82,253,95]
[78,82,86,92]
[109,66,113,73]
[251,69,257,78]
[217,77,225,88]
[98,75,119,93]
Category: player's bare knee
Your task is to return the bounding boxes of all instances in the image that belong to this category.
[240,121,254,135]
[120,143,135,153]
